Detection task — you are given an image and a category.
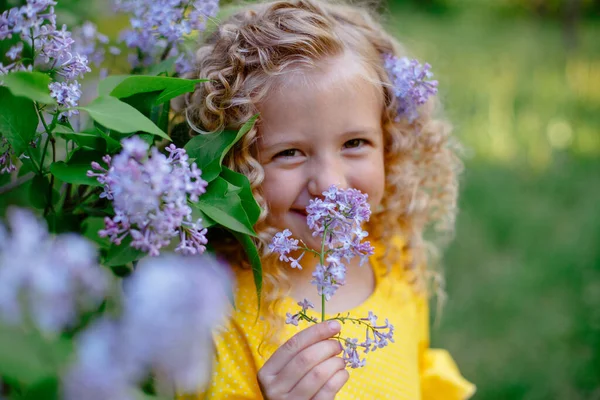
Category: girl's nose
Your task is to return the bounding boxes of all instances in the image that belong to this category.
[307,158,348,197]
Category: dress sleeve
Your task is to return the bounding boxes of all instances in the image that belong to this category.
[417,295,476,400]
[179,317,264,400]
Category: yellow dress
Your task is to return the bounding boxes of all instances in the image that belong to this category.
[185,239,476,399]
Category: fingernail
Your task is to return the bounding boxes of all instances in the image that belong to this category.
[328,320,341,332]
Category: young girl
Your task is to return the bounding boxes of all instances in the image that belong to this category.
[178,0,475,398]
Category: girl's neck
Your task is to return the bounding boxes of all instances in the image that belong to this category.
[286,252,376,315]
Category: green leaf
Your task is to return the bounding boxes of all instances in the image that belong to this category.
[220,167,261,226]
[56,131,105,152]
[52,124,74,134]
[103,239,145,267]
[148,56,177,76]
[0,86,38,154]
[29,174,59,210]
[0,322,72,385]
[82,216,111,249]
[184,130,237,184]
[78,96,170,141]
[21,377,60,400]
[190,202,217,229]
[232,232,262,310]
[184,114,259,184]
[2,71,56,104]
[49,148,104,187]
[97,75,130,97]
[219,114,259,165]
[195,177,256,236]
[108,76,206,105]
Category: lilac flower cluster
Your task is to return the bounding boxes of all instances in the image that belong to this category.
[88,136,208,256]
[0,0,93,117]
[0,207,109,334]
[63,254,230,399]
[307,186,374,299]
[114,0,219,73]
[72,21,121,68]
[270,185,393,368]
[341,312,395,368]
[270,185,373,300]
[383,54,438,123]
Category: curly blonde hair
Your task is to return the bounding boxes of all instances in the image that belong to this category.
[176,0,462,340]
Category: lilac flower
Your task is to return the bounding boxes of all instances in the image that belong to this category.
[64,254,230,398]
[383,54,438,122]
[285,312,299,326]
[342,338,366,369]
[0,0,93,117]
[6,42,23,60]
[62,319,139,400]
[268,229,301,266]
[0,207,109,334]
[72,21,110,66]
[49,80,81,117]
[360,317,394,353]
[121,254,230,391]
[114,0,219,70]
[87,136,208,256]
[273,185,393,369]
[297,298,314,312]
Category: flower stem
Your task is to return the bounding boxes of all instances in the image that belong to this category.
[320,222,329,322]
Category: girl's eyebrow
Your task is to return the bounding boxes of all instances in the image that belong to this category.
[258,138,305,152]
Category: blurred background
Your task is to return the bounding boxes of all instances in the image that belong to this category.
[381,1,600,399]
[2,0,599,398]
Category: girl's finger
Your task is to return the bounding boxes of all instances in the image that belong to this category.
[269,339,342,394]
[287,356,346,399]
[310,368,350,400]
[260,321,341,376]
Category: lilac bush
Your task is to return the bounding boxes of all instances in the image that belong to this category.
[270,185,394,369]
[0,0,262,398]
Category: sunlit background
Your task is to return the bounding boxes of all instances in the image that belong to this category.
[383,1,600,399]
[3,0,599,398]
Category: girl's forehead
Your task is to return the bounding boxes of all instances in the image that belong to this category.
[270,51,380,94]
[256,56,384,148]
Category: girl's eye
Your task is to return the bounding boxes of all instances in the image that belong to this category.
[275,149,300,158]
[344,139,366,149]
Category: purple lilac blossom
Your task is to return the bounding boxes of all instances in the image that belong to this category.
[87,136,208,256]
[0,0,93,117]
[114,0,219,71]
[64,254,230,398]
[268,229,300,266]
[72,21,111,66]
[270,185,394,368]
[383,54,438,123]
[0,207,109,334]
[49,80,82,118]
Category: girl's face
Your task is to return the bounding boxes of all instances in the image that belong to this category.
[257,54,386,250]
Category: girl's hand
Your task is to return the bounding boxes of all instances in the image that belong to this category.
[257,321,349,400]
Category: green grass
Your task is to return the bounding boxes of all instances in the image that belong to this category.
[437,157,600,399]
[382,4,600,398]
